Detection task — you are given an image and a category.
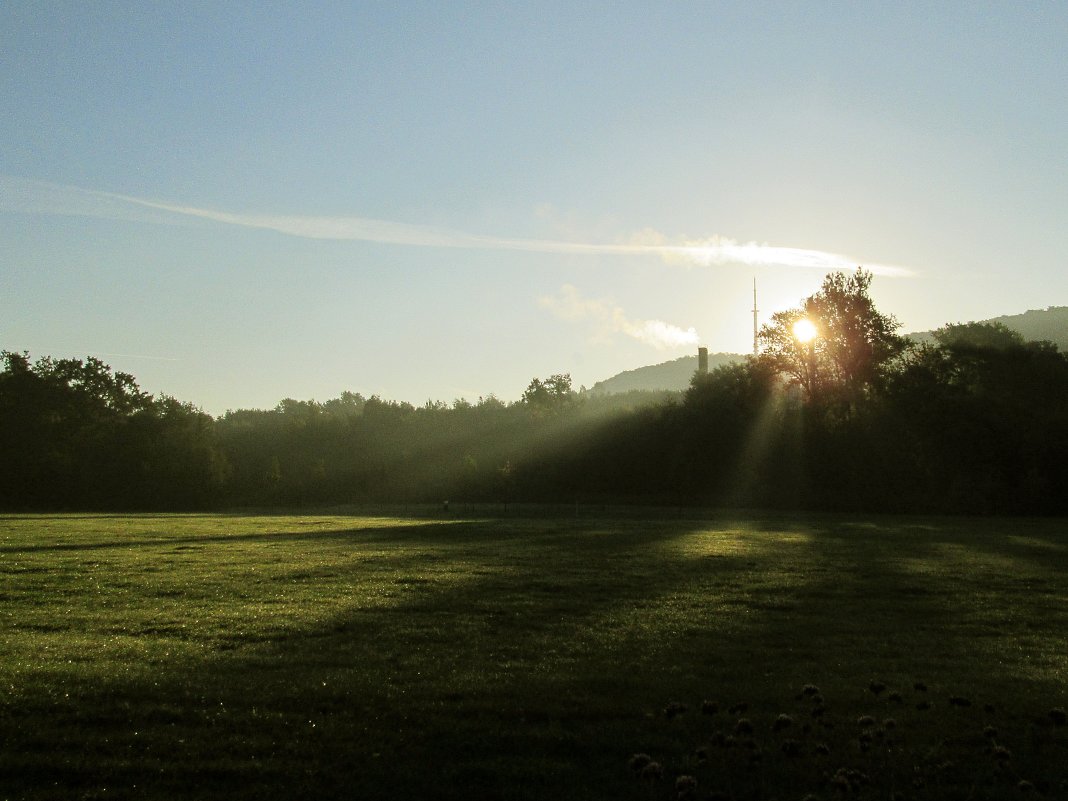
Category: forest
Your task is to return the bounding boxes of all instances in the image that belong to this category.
[3,270,1067,515]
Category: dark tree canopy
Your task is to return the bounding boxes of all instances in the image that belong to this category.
[522,373,574,415]
[934,321,1024,351]
[0,351,225,509]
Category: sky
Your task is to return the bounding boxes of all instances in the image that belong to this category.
[2,3,1066,414]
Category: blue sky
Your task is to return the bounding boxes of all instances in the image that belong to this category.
[2,3,1066,413]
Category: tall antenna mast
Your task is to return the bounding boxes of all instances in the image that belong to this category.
[752,278,759,356]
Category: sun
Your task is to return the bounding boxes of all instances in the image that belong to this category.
[792,318,818,343]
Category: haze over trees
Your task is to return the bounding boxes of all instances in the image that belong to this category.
[3,270,1066,514]
[587,352,741,394]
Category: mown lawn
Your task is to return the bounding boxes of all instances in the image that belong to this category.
[1,512,1066,800]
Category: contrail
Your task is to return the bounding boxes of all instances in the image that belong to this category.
[0,175,914,276]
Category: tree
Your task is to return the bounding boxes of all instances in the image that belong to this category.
[33,354,151,417]
[883,324,1068,513]
[757,269,907,405]
[933,321,1024,351]
[0,351,228,509]
[522,373,574,415]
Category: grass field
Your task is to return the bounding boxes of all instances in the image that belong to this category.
[2,511,1067,800]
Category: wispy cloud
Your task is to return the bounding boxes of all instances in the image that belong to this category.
[0,175,914,276]
[539,284,699,350]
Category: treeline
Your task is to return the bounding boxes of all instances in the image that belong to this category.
[498,321,1068,515]
[0,353,226,509]
[3,274,1067,514]
[0,351,676,511]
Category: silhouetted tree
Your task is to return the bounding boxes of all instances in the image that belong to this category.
[875,323,1068,513]
[0,351,226,509]
[522,373,574,415]
[934,321,1024,351]
[758,269,907,407]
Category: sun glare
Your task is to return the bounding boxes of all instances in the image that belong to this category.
[793,318,818,343]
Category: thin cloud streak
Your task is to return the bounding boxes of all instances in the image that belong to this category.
[1,176,914,276]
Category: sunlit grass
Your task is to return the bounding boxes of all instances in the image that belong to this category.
[1,512,1066,799]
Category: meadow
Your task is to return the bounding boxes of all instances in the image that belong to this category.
[1,511,1066,800]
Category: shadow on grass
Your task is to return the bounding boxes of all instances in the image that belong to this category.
[3,514,1067,800]
[0,519,484,555]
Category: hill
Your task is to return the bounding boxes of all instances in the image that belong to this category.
[909,306,1068,350]
[586,352,743,395]
[591,306,1068,394]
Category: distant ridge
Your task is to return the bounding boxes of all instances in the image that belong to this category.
[908,306,1068,350]
[591,306,1068,395]
[588,352,743,395]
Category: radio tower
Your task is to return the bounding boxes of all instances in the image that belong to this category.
[752,278,759,356]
